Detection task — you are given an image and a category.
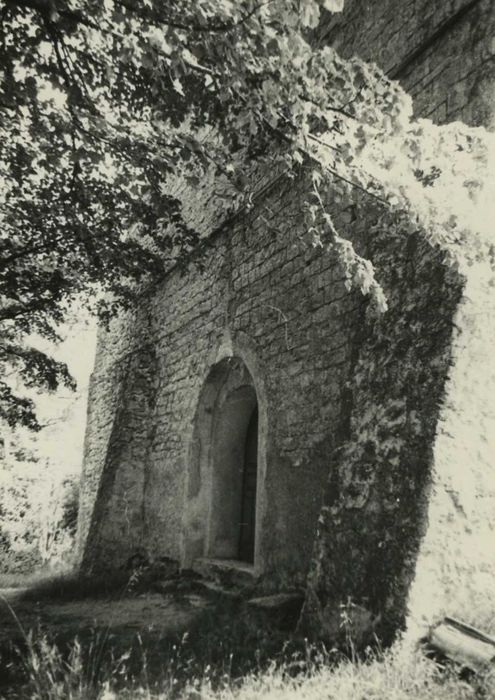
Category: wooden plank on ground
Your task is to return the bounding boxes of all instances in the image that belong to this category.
[424,616,495,673]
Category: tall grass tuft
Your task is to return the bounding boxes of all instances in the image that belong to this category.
[8,631,495,699]
[5,615,495,699]
[3,579,495,699]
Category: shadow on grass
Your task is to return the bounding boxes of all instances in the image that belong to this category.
[0,594,335,699]
[14,569,134,602]
[2,564,173,604]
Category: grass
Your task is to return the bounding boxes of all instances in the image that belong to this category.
[2,569,495,699]
[5,625,495,700]
[0,569,64,591]
[1,590,495,700]
[190,646,495,700]
[13,570,135,603]
[0,565,173,603]
[0,596,280,698]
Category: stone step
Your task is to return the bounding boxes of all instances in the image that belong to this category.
[152,574,241,601]
[192,557,259,589]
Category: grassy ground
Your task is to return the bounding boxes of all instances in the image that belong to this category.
[0,569,62,590]
[0,567,152,600]
[5,624,495,700]
[1,571,495,699]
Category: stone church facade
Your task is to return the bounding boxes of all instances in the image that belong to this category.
[78,0,495,641]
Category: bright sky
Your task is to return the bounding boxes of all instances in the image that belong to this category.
[29,315,98,479]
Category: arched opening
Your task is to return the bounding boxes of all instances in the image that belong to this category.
[183,355,265,571]
[207,384,258,562]
[239,406,258,562]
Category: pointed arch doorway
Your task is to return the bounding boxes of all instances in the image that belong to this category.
[238,405,258,563]
[206,382,259,563]
[183,356,265,572]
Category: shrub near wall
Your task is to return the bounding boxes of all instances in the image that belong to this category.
[0,458,80,575]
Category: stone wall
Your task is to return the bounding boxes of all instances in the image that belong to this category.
[302,0,495,641]
[320,0,495,125]
[406,263,495,637]
[78,0,495,642]
[299,215,463,644]
[78,171,463,637]
[78,173,369,581]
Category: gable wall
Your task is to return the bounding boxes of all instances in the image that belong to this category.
[78,0,495,641]
[78,173,368,580]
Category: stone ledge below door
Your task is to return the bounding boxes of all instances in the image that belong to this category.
[191,557,260,589]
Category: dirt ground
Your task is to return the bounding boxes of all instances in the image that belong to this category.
[0,587,209,644]
[0,585,216,694]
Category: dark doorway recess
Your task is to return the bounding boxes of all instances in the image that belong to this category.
[239,406,258,562]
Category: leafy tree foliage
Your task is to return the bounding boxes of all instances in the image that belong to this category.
[1,0,493,428]
[0,431,80,572]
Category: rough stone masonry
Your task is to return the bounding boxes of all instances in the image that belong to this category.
[78,0,495,644]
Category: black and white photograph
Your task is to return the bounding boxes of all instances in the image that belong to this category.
[0,0,494,697]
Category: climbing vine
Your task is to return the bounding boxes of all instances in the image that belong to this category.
[1,0,494,425]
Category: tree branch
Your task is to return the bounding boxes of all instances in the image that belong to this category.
[0,294,57,322]
[114,0,269,33]
[0,241,57,268]
[5,0,100,29]
[7,0,269,35]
